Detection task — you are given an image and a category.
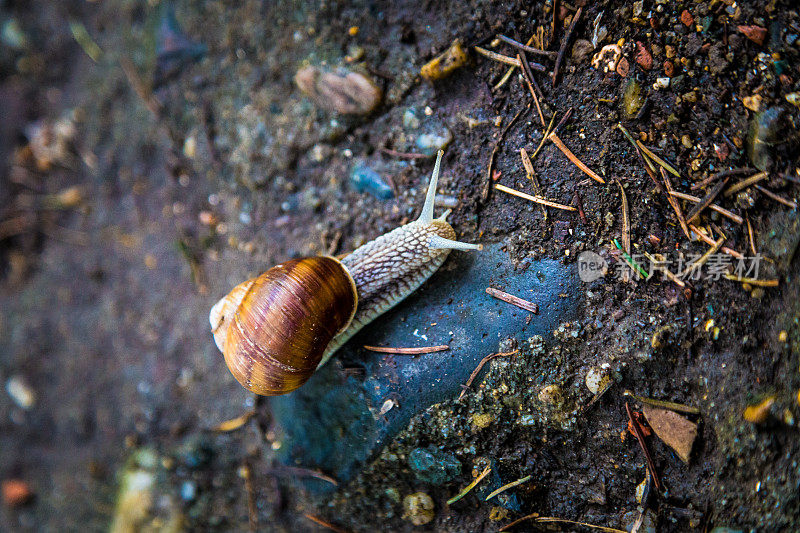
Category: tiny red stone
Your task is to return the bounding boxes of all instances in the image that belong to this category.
[680,10,694,27]
[2,479,33,507]
[635,41,653,70]
[737,25,767,46]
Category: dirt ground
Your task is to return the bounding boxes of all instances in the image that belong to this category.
[1,0,799,531]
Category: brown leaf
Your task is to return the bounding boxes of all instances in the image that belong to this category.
[737,25,767,46]
[642,405,697,464]
[635,41,653,70]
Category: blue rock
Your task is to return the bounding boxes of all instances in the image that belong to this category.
[350,162,394,199]
[408,446,461,485]
[180,480,197,502]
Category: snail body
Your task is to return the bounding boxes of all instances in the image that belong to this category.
[210,151,481,396]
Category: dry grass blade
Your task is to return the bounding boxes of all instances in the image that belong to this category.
[623,390,700,414]
[723,274,779,287]
[626,401,662,492]
[520,148,547,220]
[636,141,680,177]
[499,515,627,533]
[474,46,546,71]
[681,236,725,277]
[212,410,256,432]
[447,466,492,505]
[616,179,630,254]
[486,286,539,313]
[495,184,576,211]
[746,215,757,256]
[669,191,744,224]
[660,168,691,239]
[689,225,744,260]
[755,185,798,209]
[691,167,756,190]
[362,344,449,355]
[484,105,530,201]
[552,7,582,85]
[485,475,532,501]
[548,133,605,184]
[724,171,768,196]
[516,51,546,127]
[304,514,350,533]
[497,34,558,59]
[458,350,518,400]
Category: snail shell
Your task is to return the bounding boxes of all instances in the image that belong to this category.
[210,151,481,396]
[210,257,357,395]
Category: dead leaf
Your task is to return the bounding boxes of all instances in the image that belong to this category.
[642,406,697,464]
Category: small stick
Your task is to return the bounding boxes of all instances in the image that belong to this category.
[304,514,350,533]
[548,133,605,184]
[685,177,729,224]
[616,180,630,254]
[362,344,449,355]
[552,7,583,85]
[473,46,546,71]
[617,124,664,193]
[755,185,798,209]
[486,286,540,313]
[447,466,492,505]
[485,475,532,501]
[266,465,339,486]
[635,141,680,177]
[494,32,539,90]
[660,168,691,239]
[497,34,558,59]
[644,252,686,288]
[520,148,548,220]
[551,107,573,137]
[495,184,576,211]
[119,57,162,116]
[691,167,756,190]
[484,104,531,201]
[723,274,779,287]
[377,146,433,159]
[746,215,757,256]
[516,51,546,127]
[669,191,744,224]
[573,190,587,225]
[458,350,518,400]
[626,402,662,492]
[623,390,701,415]
[724,171,768,196]
[689,225,744,260]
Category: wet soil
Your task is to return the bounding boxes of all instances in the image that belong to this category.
[1,0,799,531]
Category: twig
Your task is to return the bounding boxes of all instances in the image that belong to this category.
[486,286,540,313]
[691,167,756,190]
[724,171,768,196]
[69,20,102,62]
[520,148,547,220]
[362,344,449,355]
[617,124,664,192]
[685,177,729,224]
[660,168,691,239]
[755,185,798,209]
[616,180,630,254]
[529,113,558,163]
[495,184,576,211]
[552,7,583,85]
[644,252,686,287]
[473,46,546,71]
[447,466,491,505]
[500,515,627,533]
[458,350,518,400]
[378,146,433,160]
[746,215,757,256]
[723,274,779,287]
[689,225,744,260]
[625,402,662,492]
[669,191,744,224]
[304,514,350,533]
[497,34,558,59]
[485,475,532,501]
[548,133,605,184]
[636,141,680,177]
[120,57,163,116]
[551,107,573,137]
[484,105,530,201]
[516,51,546,127]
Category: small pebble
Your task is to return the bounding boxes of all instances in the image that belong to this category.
[295,66,381,115]
[180,480,197,502]
[778,330,788,343]
[585,367,610,394]
[2,479,33,507]
[420,39,468,81]
[350,162,394,199]
[6,376,36,410]
[402,492,435,526]
[743,395,776,424]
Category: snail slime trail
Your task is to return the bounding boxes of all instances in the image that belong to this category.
[209,150,482,396]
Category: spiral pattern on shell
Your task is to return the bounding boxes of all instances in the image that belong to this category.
[212,257,357,395]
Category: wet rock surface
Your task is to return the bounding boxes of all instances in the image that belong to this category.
[1,0,799,531]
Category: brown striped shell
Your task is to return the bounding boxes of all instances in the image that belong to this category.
[210,257,357,395]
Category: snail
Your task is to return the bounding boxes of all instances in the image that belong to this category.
[209,150,482,395]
